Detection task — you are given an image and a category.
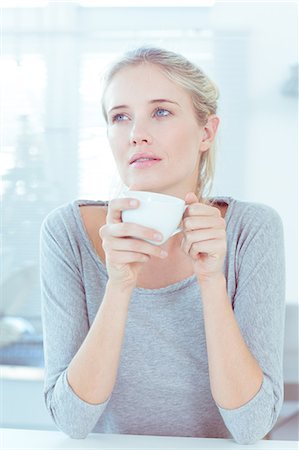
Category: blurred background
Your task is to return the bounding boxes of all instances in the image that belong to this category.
[0,0,298,440]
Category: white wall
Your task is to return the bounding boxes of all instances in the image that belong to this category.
[211,2,298,303]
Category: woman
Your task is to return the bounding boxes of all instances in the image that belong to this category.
[40,47,285,443]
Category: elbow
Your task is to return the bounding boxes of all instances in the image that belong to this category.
[44,391,91,439]
[57,424,90,439]
[62,428,90,440]
[232,433,267,445]
[223,377,284,445]
[229,408,280,445]
[48,404,91,439]
[44,381,110,440]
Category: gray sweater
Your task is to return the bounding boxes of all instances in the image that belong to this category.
[40,196,285,443]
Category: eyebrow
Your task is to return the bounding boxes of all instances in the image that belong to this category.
[108,99,180,114]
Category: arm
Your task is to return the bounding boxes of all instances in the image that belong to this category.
[40,210,132,439]
[67,279,133,405]
[200,273,264,412]
[210,210,285,444]
[182,194,285,444]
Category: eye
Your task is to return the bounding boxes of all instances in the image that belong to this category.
[154,108,171,118]
[111,113,129,123]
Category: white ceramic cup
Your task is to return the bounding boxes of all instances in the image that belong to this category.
[121,191,187,245]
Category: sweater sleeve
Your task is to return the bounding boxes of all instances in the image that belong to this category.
[217,204,286,444]
[40,207,110,439]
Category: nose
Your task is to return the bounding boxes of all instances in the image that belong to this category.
[129,121,153,146]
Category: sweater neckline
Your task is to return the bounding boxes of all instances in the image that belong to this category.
[71,196,235,295]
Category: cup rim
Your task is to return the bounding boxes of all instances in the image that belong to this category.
[122,190,185,205]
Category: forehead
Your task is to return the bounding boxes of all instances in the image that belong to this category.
[104,63,193,109]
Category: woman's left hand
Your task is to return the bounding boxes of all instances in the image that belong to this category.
[181,192,227,283]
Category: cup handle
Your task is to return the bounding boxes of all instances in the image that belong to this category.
[171,227,182,237]
[171,204,188,237]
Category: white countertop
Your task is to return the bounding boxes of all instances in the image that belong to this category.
[1,428,298,449]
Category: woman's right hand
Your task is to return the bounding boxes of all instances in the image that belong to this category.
[99,197,168,289]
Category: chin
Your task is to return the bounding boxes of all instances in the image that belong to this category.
[127,182,161,192]
[126,176,175,194]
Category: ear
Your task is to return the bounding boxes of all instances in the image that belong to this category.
[200,114,220,152]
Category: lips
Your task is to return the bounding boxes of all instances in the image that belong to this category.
[129,152,162,165]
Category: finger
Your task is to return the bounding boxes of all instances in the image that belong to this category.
[104,236,168,260]
[107,250,151,264]
[181,229,226,255]
[106,198,140,224]
[183,216,226,231]
[184,202,221,219]
[185,192,198,205]
[188,240,227,260]
[102,222,164,244]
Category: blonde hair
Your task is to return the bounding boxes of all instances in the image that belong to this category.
[101,46,219,201]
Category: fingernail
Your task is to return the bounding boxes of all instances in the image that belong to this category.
[130,200,138,207]
[154,233,163,241]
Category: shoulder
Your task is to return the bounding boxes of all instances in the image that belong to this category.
[40,200,108,264]
[41,199,107,234]
[226,199,285,266]
[40,200,107,252]
[209,195,283,235]
[40,201,74,238]
[229,199,284,235]
[39,203,80,264]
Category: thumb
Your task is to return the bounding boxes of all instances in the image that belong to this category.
[185,192,198,205]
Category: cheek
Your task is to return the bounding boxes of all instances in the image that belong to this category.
[108,128,127,157]
[167,127,201,159]
[165,129,201,176]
